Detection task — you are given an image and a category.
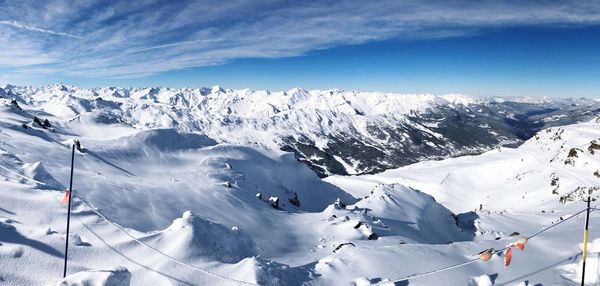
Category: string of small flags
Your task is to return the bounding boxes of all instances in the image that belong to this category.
[477,236,528,267]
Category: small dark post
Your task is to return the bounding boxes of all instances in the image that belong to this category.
[63,143,76,278]
[581,195,591,286]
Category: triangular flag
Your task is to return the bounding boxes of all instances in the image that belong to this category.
[504,247,513,267]
[479,248,494,261]
[61,190,70,206]
[516,237,528,251]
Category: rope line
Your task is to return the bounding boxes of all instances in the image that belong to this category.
[0,164,256,285]
[527,208,589,239]
[72,193,258,286]
[0,162,596,285]
[378,207,595,285]
[0,163,62,190]
[383,257,481,283]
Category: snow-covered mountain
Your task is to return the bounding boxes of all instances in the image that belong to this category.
[2,84,599,177]
[0,86,599,285]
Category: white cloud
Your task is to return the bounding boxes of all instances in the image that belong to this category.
[1,0,600,79]
[0,20,84,39]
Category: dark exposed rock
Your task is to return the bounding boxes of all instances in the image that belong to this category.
[33,116,43,127]
[288,192,300,207]
[269,197,279,209]
[10,99,21,110]
[333,198,346,209]
[332,242,355,253]
[367,233,378,240]
[589,141,600,154]
[568,148,579,158]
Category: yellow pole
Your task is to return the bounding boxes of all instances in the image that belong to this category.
[582,229,588,261]
[580,195,591,286]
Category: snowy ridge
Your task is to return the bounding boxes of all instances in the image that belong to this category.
[3,84,599,177]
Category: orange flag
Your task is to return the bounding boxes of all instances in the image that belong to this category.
[516,237,528,251]
[61,190,71,206]
[504,247,513,267]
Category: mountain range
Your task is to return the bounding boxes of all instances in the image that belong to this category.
[3,84,599,177]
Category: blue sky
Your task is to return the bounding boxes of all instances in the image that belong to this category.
[1,1,599,97]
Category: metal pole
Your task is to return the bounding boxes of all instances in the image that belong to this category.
[63,143,76,278]
[580,195,591,286]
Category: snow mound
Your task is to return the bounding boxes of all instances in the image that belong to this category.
[58,267,131,286]
[154,211,256,263]
[68,233,91,247]
[22,161,64,190]
[232,256,314,286]
[0,150,63,189]
[355,184,472,243]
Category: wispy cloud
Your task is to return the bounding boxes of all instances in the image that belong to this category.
[0,20,84,39]
[1,0,600,80]
[135,39,222,52]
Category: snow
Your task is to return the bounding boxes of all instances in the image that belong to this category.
[559,239,600,285]
[440,93,480,106]
[468,274,495,286]
[0,85,483,152]
[332,155,358,175]
[0,90,599,285]
[58,267,131,286]
[152,211,257,263]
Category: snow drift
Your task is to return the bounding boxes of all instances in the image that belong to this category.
[58,267,131,286]
[152,211,256,263]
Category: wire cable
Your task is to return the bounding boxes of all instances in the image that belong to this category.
[0,163,62,190]
[72,193,258,286]
[378,207,594,285]
[0,163,256,285]
[1,162,596,286]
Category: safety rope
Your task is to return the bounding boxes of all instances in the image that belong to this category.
[0,163,62,189]
[378,207,595,285]
[0,162,595,286]
[72,193,258,286]
[0,164,257,285]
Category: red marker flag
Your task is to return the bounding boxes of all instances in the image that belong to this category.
[61,190,70,206]
[516,237,528,251]
[504,247,513,267]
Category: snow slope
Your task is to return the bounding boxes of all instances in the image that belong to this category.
[326,120,600,213]
[325,119,600,285]
[0,92,599,285]
[0,96,470,285]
